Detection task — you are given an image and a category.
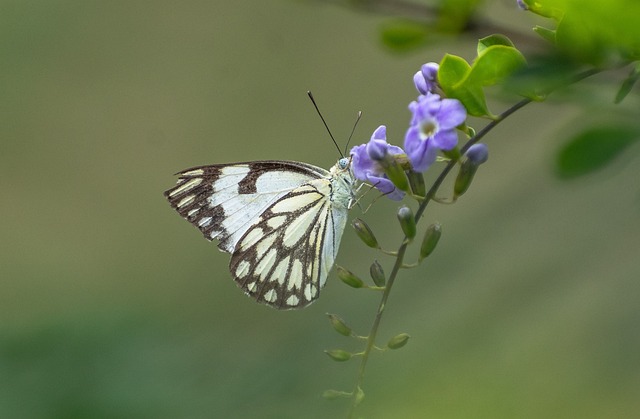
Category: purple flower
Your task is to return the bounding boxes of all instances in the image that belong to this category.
[404,93,467,172]
[350,125,405,201]
[516,0,528,10]
[413,62,440,94]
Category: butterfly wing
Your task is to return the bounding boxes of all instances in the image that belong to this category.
[164,161,327,253]
[229,177,348,309]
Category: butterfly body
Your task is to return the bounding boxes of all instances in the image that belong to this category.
[165,158,355,309]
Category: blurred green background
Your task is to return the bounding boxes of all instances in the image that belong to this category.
[2,1,639,418]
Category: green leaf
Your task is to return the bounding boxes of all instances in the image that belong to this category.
[614,63,640,104]
[533,25,557,44]
[439,54,490,117]
[555,126,640,179]
[468,45,527,87]
[380,20,429,52]
[477,34,515,55]
[438,54,472,90]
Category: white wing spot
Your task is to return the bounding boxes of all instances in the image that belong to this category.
[198,217,212,227]
[256,248,278,280]
[214,166,250,191]
[263,289,278,303]
[235,260,251,279]
[246,281,257,293]
[267,215,287,230]
[288,259,304,290]
[169,178,202,197]
[304,283,317,301]
[286,295,300,306]
[177,195,195,208]
[271,189,320,213]
[181,169,204,177]
[187,208,200,217]
[255,232,278,259]
[272,256,290,285]
[240,228,264,251]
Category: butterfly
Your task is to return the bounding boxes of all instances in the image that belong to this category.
[164,157,356,309]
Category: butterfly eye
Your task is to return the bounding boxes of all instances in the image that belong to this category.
[338,157,349,169]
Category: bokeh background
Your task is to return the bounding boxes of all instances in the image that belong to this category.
[2,1,639,418]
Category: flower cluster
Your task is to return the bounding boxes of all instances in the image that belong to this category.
[350,62,470,197]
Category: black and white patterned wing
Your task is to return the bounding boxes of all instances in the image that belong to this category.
[164,161,327,253]
[229,178,349,309]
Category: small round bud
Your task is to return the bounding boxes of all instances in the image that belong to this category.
[369,260,386,287]
[327,313,352,337]
[466,143,489,165]
[419,223,441,260]
[336,265,364,288]
[387,333,410,349]
[352,218,378,248]
[397,206,416,240]
[325,349,352,362]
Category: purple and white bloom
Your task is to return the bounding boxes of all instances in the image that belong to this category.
[404,93,467,172]
[350,125,405,201]
[413,62,440,95]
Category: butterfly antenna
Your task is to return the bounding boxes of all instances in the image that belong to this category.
[344,110,362,156]
[307,91,342,157]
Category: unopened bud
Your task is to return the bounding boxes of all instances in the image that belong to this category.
[407,170,426,197]
[397,206,416,240]
[325,349,352,362]
[387,333,410,349]
[327,313,352,336]
[419,223,441,260]
[454,144,488,198]
[352,218,378,248]
[336,265,364,288]
[369,260,386,287]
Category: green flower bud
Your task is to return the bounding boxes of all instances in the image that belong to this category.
[387,333,410,349]
[419,223,441,260]
[336,265,364,288]
[383,158,410,192]
[397,206,416,240]
[325,349,352,362]
[453,160,478,198]
[454,144,488,198]
[352,218,378,248]
[369,260,386,287]
[327,313,352,336]
[407,170,426,197]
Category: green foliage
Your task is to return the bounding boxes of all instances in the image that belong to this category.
[380,20,429,51]
[439,36,526,117]
[555,126,640,179]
